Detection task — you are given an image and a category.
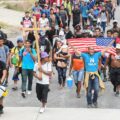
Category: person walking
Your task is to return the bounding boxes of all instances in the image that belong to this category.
[69,48,84,98]
[34,52,52,113]
[19,40,37,98]
[70,45,108,108]
[106,44,120,96]
[10,37,24,90]
[54,44,70,88]
[0,60,7,114]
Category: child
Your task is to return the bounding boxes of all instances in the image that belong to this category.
[34,52,52,113]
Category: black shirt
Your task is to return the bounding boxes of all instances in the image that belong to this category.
[0,61,6,79]
[65,31,73,39]
[72,9,81,27]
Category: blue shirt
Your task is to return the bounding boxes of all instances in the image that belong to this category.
[19,48,37,69]
[93,9,99,17]
[80,5,88,18]
[41,9,50,18]
[81,52,102,72]
[32,6,41,13]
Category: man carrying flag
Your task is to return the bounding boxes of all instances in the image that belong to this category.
[69,40,113,108]
[106,44,120,97]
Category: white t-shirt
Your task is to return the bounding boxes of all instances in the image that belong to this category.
[39,18,49,28]
[34,62,52,85]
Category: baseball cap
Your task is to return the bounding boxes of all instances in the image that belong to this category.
[0,31,5,40]
[17,37,23,43]
[44,4,48,7]
[113,20,118,23]
[41,52,49,59]
[116,44,120,49]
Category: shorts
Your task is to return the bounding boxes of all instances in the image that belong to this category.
[36,83,49,103]
[72,69,84,83]
[34,14,40,21]
[110,68,120,86]
[12,67,22,81]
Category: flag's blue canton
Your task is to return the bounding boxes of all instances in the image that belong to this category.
[96,38,115,46]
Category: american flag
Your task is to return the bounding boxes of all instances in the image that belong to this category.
[67,38,116,55]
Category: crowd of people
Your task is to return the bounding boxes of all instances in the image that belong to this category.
[0,0,120,114]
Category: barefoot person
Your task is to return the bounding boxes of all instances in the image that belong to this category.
[106,44,120,96]
[34,52,52,113]
[69,47,84,98]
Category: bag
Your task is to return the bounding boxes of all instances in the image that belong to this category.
[57,61,67,68]
[11,55,19,65]
[66,76,73,88]
[0,85,8,98]
[11,47,19,65]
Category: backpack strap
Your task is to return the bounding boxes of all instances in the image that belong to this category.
[13,47,17,54]
[21,48,34,59]
[4,45,9,56]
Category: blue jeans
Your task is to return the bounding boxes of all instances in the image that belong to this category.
[101,22,106,33]
[21,69,33,92]
[72,69,84,83]
[57,67,67,85]
[87,76,99,105]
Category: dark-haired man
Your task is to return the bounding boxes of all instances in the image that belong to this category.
[19,40,37,98]
[0,60,7,114]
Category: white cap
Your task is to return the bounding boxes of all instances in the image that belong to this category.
[113,20,118,23]
[61,44,68,49]
[59,30,64,36]
[53,2,56,5]
[116,44,120,49]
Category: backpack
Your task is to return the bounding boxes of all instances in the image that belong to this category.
[11,47,19,65]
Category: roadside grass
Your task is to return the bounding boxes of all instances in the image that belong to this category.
[0,21,10,29]
[2,0,35,12]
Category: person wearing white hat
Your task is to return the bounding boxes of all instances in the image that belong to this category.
[54,42,70,88]
[0,60,7,114]
[59,28,66,44]
[106,44,120,97]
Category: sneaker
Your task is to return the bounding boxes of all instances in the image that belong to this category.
[39,107,45,113]
[0,109,3,115]
[115,91,119,97]
[12,87,18,91]
[93,102,98,108]
[76,93,81,98]
[62,82,65,87]
[59,85,63,89]
[87,104,93,108]
[21,92,26,98]
[0,105,3,114]
[27,91,31,95]
[113,87,116,92]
